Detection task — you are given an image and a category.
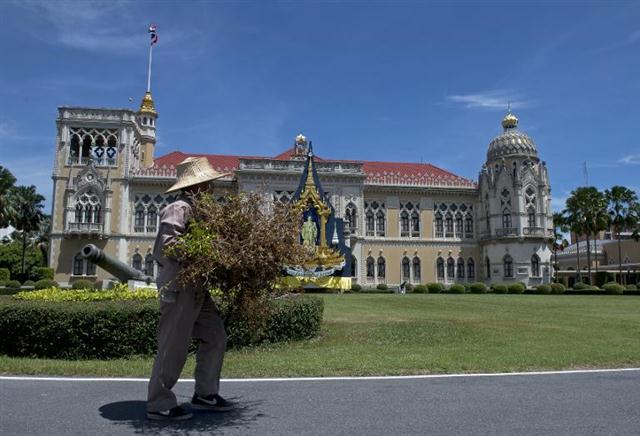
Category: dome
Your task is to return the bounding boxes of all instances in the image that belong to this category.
[486,112,537,162]
[138,91,157,116]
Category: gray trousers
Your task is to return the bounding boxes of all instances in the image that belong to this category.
[147,291,227,412]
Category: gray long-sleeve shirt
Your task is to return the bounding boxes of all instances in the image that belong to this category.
[153,199,193,293]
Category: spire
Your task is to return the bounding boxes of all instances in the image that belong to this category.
[138,91,157,116]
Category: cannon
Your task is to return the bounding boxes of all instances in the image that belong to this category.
[81,244,154,288]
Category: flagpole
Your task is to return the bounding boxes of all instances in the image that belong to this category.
[147,43,153,92]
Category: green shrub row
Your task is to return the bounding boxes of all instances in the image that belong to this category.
[13,286,157,302]
[0,295,324,358]
[0,268,9,282]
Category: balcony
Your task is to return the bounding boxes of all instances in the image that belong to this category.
[523,226,545,236]
[65,222,104,235]
[495,227,519,237]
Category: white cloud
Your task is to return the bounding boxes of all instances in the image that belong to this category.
[446,91,527,110]
[619,154,640,165]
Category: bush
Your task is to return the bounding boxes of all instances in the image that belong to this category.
[508,283,525,294]
[470,282,488,294]
[448,284,465,294]
[595,271,614,288]
[22,280,35,287]
[404,283,413,292]
[492,284,508,294]
[71,279,94,290]
[13,286,157,302]
[602,282,624,295]
[350,284,362,292]
[34,279,59,290]
[427,283,444,294]
[550,283,566,294]
[0,268,9,282]
[33,267,54,280]
[0,280,22,295]
[536,284,552,294]
[625,284,637,291]
[572,282,588,290]
[0,295,323,358]
[376,283,388,291]
[413,284,428,294]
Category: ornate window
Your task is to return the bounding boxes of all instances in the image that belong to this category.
[457,257,465,279]
[73,190,102,224]
[147,205,158,233]
[400,211,410,237]
[435,213,444,238]
[133,193,176,233]
[502,212,512,229]
[351,255,357,278]
[366,256,375,279]
[455,213,463,238]
[531,254,540,277]
[377,256,386,279]
[134,205,145,232]
[73,253,84,276]
[445,213,454,238]
[411,211,420,237]
[486,257,491,278]
[503,255,514,278]
[447,257,455,280]
[412,257,421,282]
[67,127,119,166]
[467,258,475,279]
[132,253,143,271]
[364,201,386,237]
[145,253,155,277]
[402,257,411,281]
[437,257,445,280]
[525,186,536,225]
[345,202,357,233]
[464,214,473,238]
[527,209,536,228]
[400,202,420,238]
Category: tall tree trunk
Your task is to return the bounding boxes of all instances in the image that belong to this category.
[618,230,623,285]
[554,249,558,283]
[21,231,27,277]
[576,239,581,283]
[586,234,592,285]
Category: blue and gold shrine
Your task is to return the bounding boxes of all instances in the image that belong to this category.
[283,137,352,290]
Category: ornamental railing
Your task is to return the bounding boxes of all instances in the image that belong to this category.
[495,227,519,237]
[66,222,104,233]
[523,226,545,236]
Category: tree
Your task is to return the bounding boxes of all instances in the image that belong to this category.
[34,214,51,266]
[0,166,17,228]
[8,185,46,278]
[564,193,586,283]
[552,212,569,283]
[605,186,639,284]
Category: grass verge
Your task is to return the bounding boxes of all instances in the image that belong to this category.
[1,294,640,377]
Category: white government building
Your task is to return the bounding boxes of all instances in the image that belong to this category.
[48,90,554,288]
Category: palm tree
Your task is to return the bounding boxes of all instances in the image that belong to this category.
[552,212,569,283]
[9,186,45,277]
[605,186,638,284]
[0,166,16,228]
[34,215,51,266]
[564,192,586,284]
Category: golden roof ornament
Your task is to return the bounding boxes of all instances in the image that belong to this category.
[502,110,518,130]
[295,133,307,145]
[138,91,157,116]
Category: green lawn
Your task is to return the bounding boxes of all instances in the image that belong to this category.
[2,294,640,377]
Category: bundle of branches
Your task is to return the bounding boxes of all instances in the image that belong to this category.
[167,192,311,333]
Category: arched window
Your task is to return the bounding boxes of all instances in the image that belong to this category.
[365,211,375,236]
[134,205,145,232]
[377,257,386,279]
[93,205,102,224]
[75,203,83,223]
[445,213,454,237]
[467,258,475,279]
[411,211,420,237]
[73,189,102,225]
[527,209,536,228]
[366,256,375,279]
[486,257,491,278]
[351,255,357,278]
[531,254,540,277]
[447,257,455,279]
[457,257,465,279]
[464,214,473,238]
[435,213,444,238]
[437,257,445,279]
[502,212,512,229]
[413,257,421,282]
[147,205,158,233]
[132,253,143,271]
[73,253,84,276]
[376,210,385,237]
[86,259,96,275]
[69,134,81,164]
[81,135,92,164]
[402,257,411,281]
[400,211,410,237]
[455,213,463,238]
[345,202,357,233]
[503,255,513,278]
[145,253,155,277]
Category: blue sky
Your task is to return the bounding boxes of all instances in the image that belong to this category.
[1,0,639,212]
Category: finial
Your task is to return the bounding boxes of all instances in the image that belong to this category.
[138,91,157,116]
[295,133,307,145]
[507,101,511,114]
[501,109,518,130]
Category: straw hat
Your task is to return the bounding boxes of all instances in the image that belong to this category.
[166,157,229,193]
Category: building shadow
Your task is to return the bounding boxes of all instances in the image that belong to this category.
[98,398,265,435]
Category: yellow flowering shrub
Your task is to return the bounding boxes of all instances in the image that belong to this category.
[12,284,157,302]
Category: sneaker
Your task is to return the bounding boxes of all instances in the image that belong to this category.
[191,393,235,412]
[146,405,193,421]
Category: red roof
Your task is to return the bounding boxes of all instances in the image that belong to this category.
[153,150,476,188]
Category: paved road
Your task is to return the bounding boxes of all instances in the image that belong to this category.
[1,370,639,435]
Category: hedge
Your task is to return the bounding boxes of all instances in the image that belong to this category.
[427,283,444,294]
[0,295,324,358]
[536,284,552,294]
[376,283,388,291]
[470,282,488,294]
[13,287,157,302]
[22,280,35,287]
[71,279,95,290]
[551,283,566,294]
[602,282,624,295]
[492,284,508,294]
[34,279,59,290]
[447,284,466,294]
[33,267,54,280]
[508,283,525,294]
[413,284,428,294]
[0,280,22,295]
[0,268,9,282]
[350,284,362,292]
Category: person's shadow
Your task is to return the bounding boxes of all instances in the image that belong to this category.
[99,398,265,435]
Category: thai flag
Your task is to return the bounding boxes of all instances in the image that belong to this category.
[149,24,158,46]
